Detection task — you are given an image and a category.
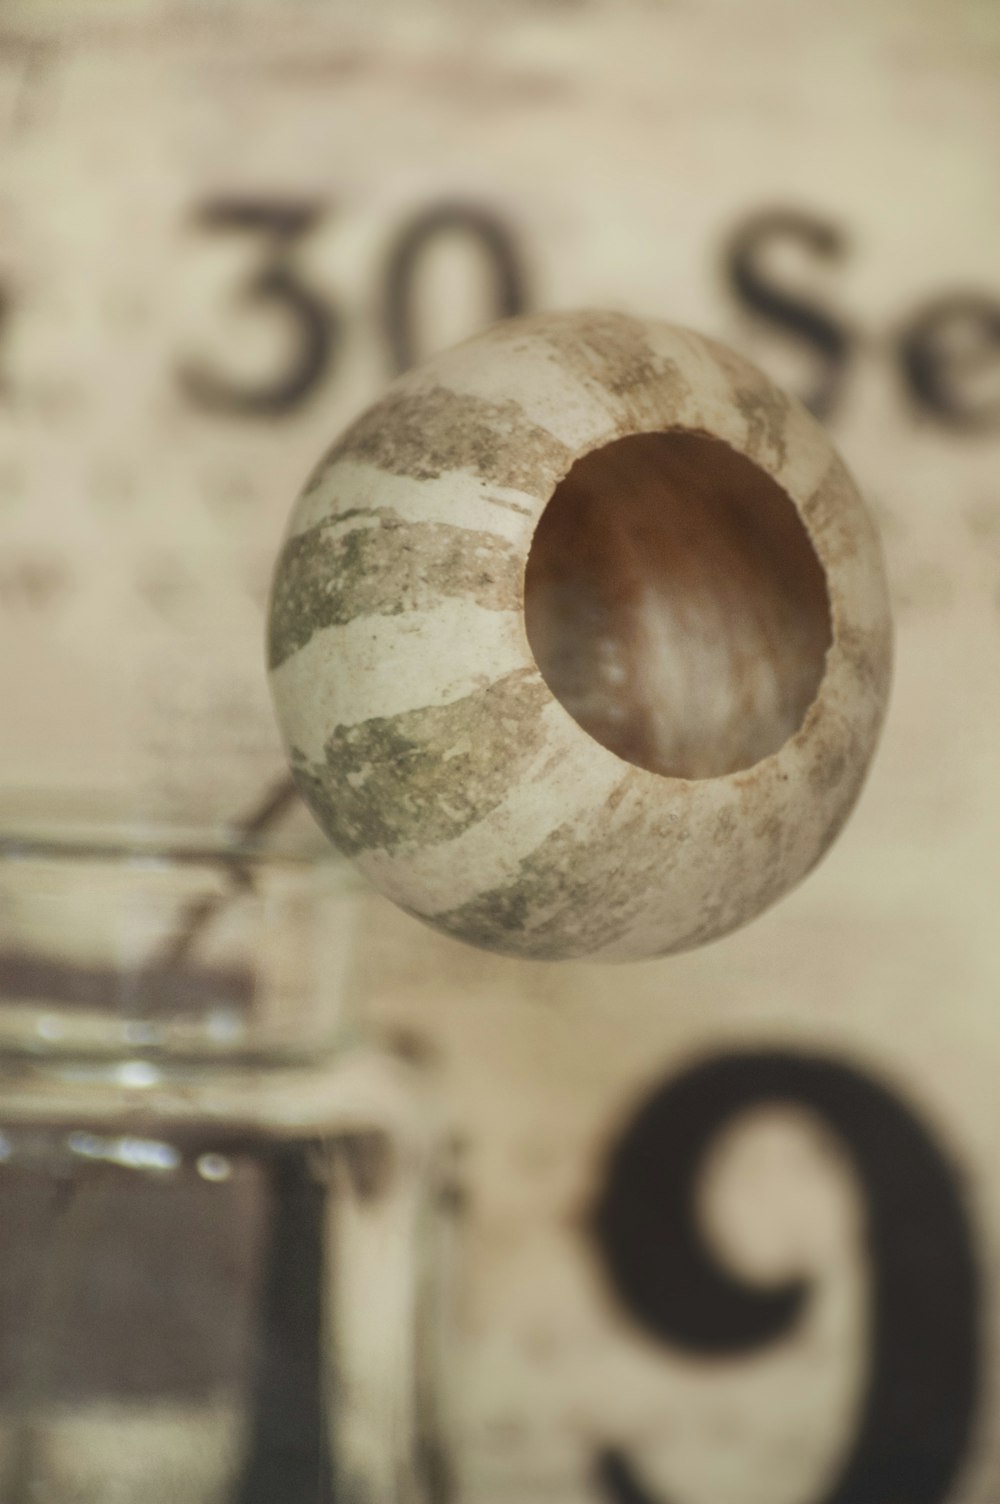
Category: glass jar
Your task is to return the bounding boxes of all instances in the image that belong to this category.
[0,794,448,1504]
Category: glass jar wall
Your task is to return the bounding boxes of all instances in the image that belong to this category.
[0,797,447,1504]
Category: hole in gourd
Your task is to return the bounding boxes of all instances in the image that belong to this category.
[524,430,832,780]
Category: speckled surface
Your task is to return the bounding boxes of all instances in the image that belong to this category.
[268,312,892,961]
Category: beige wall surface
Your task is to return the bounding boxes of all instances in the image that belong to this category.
[2,2,1000,1502]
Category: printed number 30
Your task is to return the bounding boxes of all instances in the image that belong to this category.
[179,197,528,414]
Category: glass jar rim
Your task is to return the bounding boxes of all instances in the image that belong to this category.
[0,787,355,883]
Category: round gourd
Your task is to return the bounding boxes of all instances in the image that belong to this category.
[268,311,892,962]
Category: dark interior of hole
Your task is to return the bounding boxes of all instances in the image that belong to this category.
[523,431,832,780]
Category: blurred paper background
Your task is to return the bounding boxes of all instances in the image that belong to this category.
[2,1,1000,1501]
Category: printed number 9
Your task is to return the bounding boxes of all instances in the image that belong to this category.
[592,1050,979,1504]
